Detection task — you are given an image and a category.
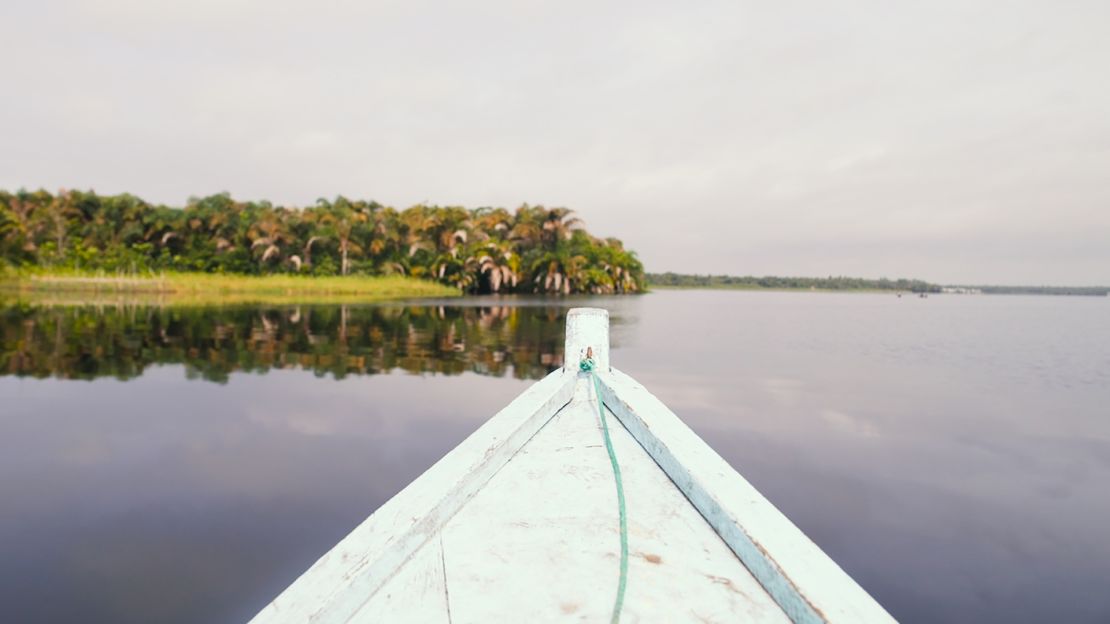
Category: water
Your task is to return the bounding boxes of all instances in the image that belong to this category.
[1,291,1107,623]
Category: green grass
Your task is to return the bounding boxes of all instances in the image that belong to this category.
[0,269,460,305]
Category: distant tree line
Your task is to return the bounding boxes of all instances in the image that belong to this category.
[958,285,1107,297]
[647,272,942,293]
[0,189,645,295]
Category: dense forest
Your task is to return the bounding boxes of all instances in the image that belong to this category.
[0,189,645,295]
[647,272,942,292]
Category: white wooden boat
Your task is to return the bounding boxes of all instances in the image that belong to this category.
[250,308,895,623]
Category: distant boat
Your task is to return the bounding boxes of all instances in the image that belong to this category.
[250,308,895,623]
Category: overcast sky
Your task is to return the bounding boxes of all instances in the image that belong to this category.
[2,0,1107,284]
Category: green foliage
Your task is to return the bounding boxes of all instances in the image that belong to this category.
[0,189,646,295]
[648,272,943,293]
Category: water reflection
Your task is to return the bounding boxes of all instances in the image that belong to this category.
[2,292,1108,624]
[0,303,568,381]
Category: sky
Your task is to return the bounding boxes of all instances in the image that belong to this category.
[1,0,1108,285]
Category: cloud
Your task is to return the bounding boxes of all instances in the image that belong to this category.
[1,0,1107,284]
[820,409,880,438]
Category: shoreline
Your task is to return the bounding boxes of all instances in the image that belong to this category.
[646,284,912,294]
[0,271,460,305]
[646,284,1107,296]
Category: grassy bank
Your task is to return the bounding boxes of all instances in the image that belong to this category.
[0,270,460,305]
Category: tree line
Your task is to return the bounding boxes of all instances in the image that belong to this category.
[0,189,645,295]
[962,285,1107,297]
[647,272,942,292]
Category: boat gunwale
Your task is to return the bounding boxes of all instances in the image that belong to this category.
[248,368,576,624]
[249,307,895,624]
[596,369,896,623]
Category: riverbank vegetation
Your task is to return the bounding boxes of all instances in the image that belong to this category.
[647,272,942,293]
[0,189,645,295]
[0,270,459,305]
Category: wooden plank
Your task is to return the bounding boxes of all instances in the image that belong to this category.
[440,376,791,623]
[349,537,449,623]
[249,368,575,624]
[596,369,896,624]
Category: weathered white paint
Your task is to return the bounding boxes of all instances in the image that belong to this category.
[563,307,609,372]
[438,375,790,623]
[594,370,896,623]
[250,307,895,624]
[348,537,448,623]
[248,368,575,624]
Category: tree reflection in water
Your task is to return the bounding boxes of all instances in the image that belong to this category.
[0,303,568,382]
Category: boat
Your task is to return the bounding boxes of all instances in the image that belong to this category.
[249,308,895,623]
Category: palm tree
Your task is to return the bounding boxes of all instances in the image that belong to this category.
[530,249,586,295]
[0,206,14,241]
[413,205,471,255]
[467,240,518,293]
[398,205,435,276]
[80,192,146,252]
[509,204,544,251]
[472,207,513,241]
[334,217,364,275]
[0,192,42,260]
[540,207,582,249]
[429,250,469,289]
[198,196,245,255]
[43,189,77,261]
[291,199,327,272]
[248,209,293,269]
[316,197,369,275]
[598,238,644,293]
[302,235,324,270]
[368,206,407,275]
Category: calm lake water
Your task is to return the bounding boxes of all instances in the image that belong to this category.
[2,290,1108,623]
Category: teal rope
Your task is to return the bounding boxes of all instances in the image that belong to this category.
[580,357,628,624]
